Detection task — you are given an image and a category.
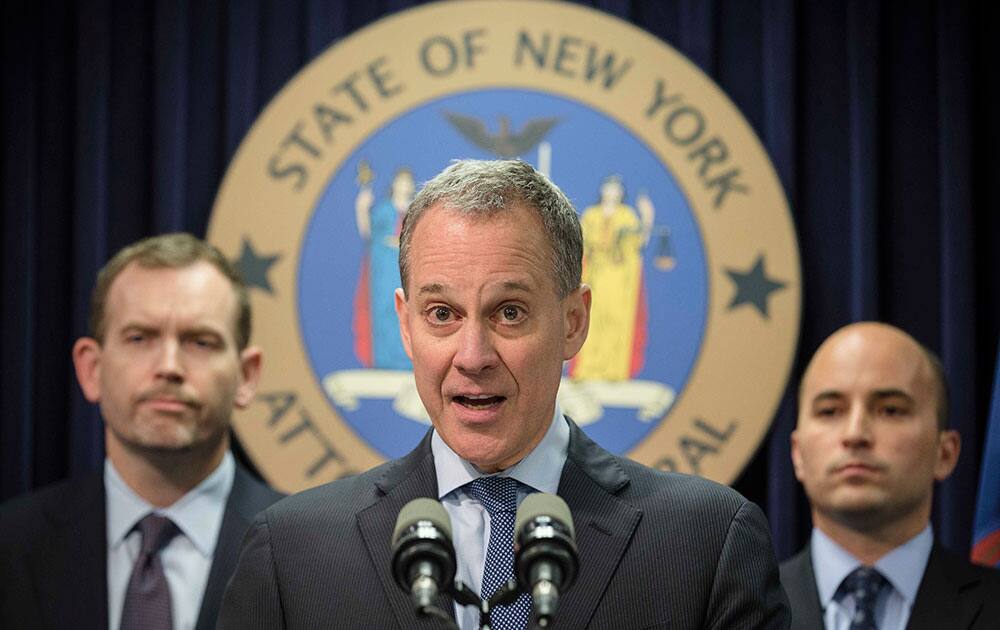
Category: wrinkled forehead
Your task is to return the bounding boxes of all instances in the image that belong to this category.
[106,261,240,326]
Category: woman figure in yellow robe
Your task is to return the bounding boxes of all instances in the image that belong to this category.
[571,175,654,381]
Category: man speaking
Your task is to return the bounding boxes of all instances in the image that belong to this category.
[220,160,788,628]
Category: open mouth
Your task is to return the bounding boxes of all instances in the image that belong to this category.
[453,395,506,409]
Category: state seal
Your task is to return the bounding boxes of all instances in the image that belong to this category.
[208,0,801,492]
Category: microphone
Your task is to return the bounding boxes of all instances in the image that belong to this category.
[514,493,579,627]
[391,498,457,613]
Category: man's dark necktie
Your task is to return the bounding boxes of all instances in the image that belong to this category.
[466,476,532,630]
[836,565,888,630]
[120,513,179,630]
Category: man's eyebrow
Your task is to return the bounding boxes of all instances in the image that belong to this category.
[417,283,445,296]
[500,280,532,293]
[119,321,156,332]
[870,389,915,404]
[182,326,226,337]
[811,390,844,404]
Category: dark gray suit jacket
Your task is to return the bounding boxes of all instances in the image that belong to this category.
[780,542,1000,630]
[0,461,283,630]
[220,421,789,629]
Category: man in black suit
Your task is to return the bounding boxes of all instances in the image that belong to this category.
[220,159,789,629]
[781,322,1000,629]
[0,233,283,630]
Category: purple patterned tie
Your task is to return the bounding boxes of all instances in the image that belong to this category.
[836,566,888,630]
[120,513,179,630]
[466,476,532,630]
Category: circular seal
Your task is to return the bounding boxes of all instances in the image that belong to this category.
[208,0,801,493]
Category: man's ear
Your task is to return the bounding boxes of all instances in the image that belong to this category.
[73,337,103,403]
[790,429,805,482]
[934,429,961,481]
[562,284,592,360]
[394,288,414,359]
[234,346,264,409]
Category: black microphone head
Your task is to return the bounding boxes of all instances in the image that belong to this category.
[391,498,456,594]
[515,493,575,540]
[393,498,453,544]
[515,493,578,592]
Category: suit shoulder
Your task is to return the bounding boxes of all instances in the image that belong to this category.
[935,545,1000,588]
[779,546,811,577]
[232,464,286,509]
[255,459,390,529]
[618,457,750,516]
[0,475,102,546]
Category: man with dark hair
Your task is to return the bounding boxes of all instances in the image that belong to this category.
[220,160,789,629]
[0,233,283,630]
[781,321,1000,629]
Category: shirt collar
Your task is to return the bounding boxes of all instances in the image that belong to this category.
[872,525,933,603]
[432,406,569,498]
[105,451,236,557]
[811,524,933,607]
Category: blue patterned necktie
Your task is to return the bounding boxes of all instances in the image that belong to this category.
[836,566,888,630]
[120,513,179,630]
[466,476,532,630]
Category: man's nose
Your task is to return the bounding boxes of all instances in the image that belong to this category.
[841,405,873,447]
[452,320,499,375]
[155,339,185,382]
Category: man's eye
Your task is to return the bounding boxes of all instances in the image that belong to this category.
[429,306,454,323]
[497,304,526,323]
[188,337,220,349]
[879,405,906,417]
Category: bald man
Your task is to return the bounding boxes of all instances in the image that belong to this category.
[780,322,1000,629]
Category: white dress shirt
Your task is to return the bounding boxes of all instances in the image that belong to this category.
[432,407,570,630]
[811,525,933,630]
[105,452,235,630]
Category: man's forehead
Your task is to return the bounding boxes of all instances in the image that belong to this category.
[106,261,237,320]
[414,279,538,301]
[801,327,934,399]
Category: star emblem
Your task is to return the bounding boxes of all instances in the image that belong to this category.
[724,254,787,318]
[233,238,280,294]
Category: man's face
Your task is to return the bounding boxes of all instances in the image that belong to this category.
[791,324,959,533]
[73,261,261,457]
[395,203,590,472]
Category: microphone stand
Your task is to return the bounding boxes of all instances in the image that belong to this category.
[450,578,522,630]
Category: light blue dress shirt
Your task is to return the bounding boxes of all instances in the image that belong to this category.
[811,525,933,630]
[105,452,235,630]
[432,407,569,630]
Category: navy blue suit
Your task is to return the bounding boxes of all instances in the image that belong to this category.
[0,462,282,630]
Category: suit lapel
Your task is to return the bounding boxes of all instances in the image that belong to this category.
[781,547,824,630]
[552,421,641,628]
[907,544,984,630]
[359,421,641,628]
[195,465,271,630]
[29,475,108,629]
[357,432,454,629]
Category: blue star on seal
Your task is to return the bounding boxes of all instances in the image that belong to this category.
[724,254,786,318]
[233,238,280,294]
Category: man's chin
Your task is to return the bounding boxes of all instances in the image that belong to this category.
[128,434,198,454]
[823,498,898,531]
[121,425,217,455]
[447,436,521,473]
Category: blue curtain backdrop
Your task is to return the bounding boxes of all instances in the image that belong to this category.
[2,0,997,561]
